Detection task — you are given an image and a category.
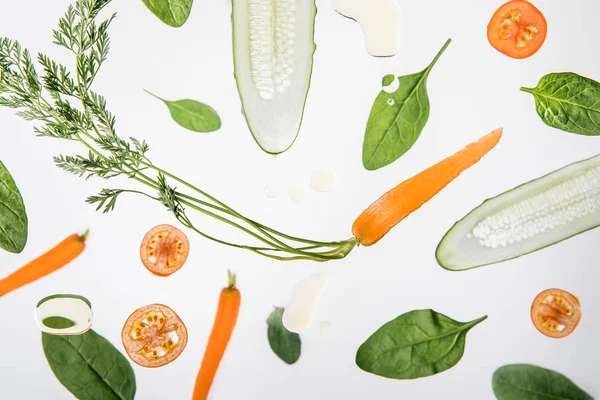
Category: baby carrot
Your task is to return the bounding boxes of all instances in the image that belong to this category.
[353,128,503,246]
[192,270,241,400]
[0,230,88,297]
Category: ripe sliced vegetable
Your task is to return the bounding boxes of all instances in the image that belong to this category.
[267,307,301,365]
[232,0,316,154]
[36,294,93,335]
[493,364,593,400]
[140,224,190,276]
[356,310,487,380]
[487,0,547,59]
[521,72,600,136]
[437,154,600,270]
[43,329,136,400]
[121,304,188,368]
[362,39,451,170]
[531,288,581,338]
[0,160,28,253]
[0,231,88,297]
[354,128,503,246]
[192,271,240,399]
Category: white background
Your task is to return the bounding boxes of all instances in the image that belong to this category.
[0,0,599,399]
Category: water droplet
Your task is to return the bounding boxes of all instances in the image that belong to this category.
[387,98,395,106]
[319,320,333,334]
[264,183,281,199]
[283,273,328,333]
[310,168,338,192]
[383,76,400,93]
[288,185,308,203]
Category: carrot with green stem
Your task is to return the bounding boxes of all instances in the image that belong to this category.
[353,128,503,246]
[0,230,88,297]
[192,270,241,400]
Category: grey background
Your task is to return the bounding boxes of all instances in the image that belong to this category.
[0,0,598,398]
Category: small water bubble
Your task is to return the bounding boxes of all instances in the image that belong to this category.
[387,98,395,106]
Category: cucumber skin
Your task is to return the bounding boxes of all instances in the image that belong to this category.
[436,154,600,271]
[231,0,317,155]
[436,199,600,272]
[37,294,92,308]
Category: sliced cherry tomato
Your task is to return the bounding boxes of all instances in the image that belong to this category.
[140,224,189,276]
[531,289,581,339]
[122,304,188,368]
[487,0,547,59]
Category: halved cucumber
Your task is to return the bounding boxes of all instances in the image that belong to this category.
[35,294,93,335]
[233,0,316,154]
[437,154,600,271]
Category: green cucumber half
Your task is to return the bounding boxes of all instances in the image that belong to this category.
[437,154,600,271]
[233,0,316,154]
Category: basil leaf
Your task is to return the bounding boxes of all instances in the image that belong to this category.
[521,72,600,136]
[356,309,486,379]
[362,39,451,171]
[0,160,28,253]
[493,364,593,400]
[42,329,136,400]
[141,0,193,28]
[146,90,221,133]
[267,307,301,365]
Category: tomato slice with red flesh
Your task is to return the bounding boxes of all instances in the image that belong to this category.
[122,304,188,368]
[140,224,190,276]
[487,0,547,59]
[531,289,581,339]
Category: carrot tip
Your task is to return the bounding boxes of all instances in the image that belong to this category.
[79,229,90,242]
[227,270,236,290]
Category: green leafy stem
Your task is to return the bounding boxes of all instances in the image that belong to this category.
[0,0,357,262]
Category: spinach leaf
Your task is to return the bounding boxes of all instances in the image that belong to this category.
[382,74,395,87]
[267,307,301,365]
[355,309,486,379]
[146,90,221,133]
[493,364,593,400]
[0,160,28,253]
[141,0,193,28]
[42,329,136,400]
[43,316,76,329]
[362,39,451,171]
[521,72,600,136]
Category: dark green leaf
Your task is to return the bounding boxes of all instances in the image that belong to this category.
[356,309,486,379]
[521,72,600,136]
[146,90,221,133]
[141,0,193,28]
[267,307,301,365]
[42,329,136,400]
[362,39,451,170]
[43,316,76,329]
[0,160,28,253]
[493,364,593,400]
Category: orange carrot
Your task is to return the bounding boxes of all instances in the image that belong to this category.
[353,128,503,246]
[0,230,88,297]
[192,270,241,400]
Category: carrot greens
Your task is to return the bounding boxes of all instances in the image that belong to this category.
[0,0,357,262]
